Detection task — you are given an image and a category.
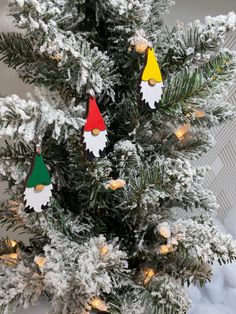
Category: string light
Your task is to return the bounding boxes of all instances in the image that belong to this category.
[132,37,150,54]
[100,245,109,256]
[34,256,46,268]
[144,268,156,285]
[6,253,18,259]
[50,53,63,63]
[90,297,108,312]
[106,179,126,191]
[159,244,172,255]
[9,240,17,248]
[175,123,190,140]
[134,41,149,54]
[194,109,206,118]
[0,253,18,265]
[158,225,171,239]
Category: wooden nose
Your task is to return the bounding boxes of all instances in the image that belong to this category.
[34,184,45,192]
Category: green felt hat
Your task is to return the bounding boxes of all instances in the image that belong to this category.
[26,154,51,188]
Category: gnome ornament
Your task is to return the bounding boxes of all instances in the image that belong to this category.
[83,97,107,158]
[139,47,164,109]
[23,146,52,213]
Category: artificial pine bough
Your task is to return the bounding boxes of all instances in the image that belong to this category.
[0,1,236,313]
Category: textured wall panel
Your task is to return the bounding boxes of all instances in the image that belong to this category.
[195,33,236,221]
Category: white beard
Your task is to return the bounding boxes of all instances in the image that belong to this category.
[83,130,107,157]
[140,81,164,109]
[24,184,52,213]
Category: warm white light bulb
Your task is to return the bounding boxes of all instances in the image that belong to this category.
[144,268,156,285]
[175,124,190,140]
[34,256,46,268]
[90,298,108,312]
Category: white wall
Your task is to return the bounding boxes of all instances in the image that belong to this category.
[166,0,236,25]
[0,0,31,98]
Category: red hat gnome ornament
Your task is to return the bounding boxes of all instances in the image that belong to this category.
[23,145,52,213]
[139,47,164,109]
[83,96,108,158]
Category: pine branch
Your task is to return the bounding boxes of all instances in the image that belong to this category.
[175,219,236,265]
[0,263,44,313]
[0,200,27,232]
[161,52,233,109]
[0,32,118,100]
[160,12,236,71]
[161,25,220,71]
[0,140,32,160]
[0,94,85,144]
[121,157,218,229]
[137,122,215,161]
[165,249,212,287]
[0,33,45,69]
[0,32,75,99]
[142,274,191,314]
[133,52,236,153]
[190,102,236,128]
[174,131,214,160]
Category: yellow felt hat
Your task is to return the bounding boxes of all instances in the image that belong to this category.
[141,48,162,82]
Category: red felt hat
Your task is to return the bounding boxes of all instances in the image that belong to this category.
[84,97,106,131]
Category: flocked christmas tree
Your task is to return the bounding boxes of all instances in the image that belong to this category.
[0,1,236,313]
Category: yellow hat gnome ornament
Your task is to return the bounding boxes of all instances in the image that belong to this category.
[23,145,52,213]
[139,47,164,109]
[135,38,163,109]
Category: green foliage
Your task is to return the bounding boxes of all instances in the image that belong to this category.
[0,32,118,101]
[0,33,44,69]
[0,263,44,313]
[0,32,73,99]
[165,248,213,286]
[142,274,191,314]
[0,199,29,232]
[2,140,32,160]
[160,13,236,72]
[161,25,220,71]
[161,52,233,109]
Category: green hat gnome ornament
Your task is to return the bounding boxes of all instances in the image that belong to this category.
[23,145,52,213]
